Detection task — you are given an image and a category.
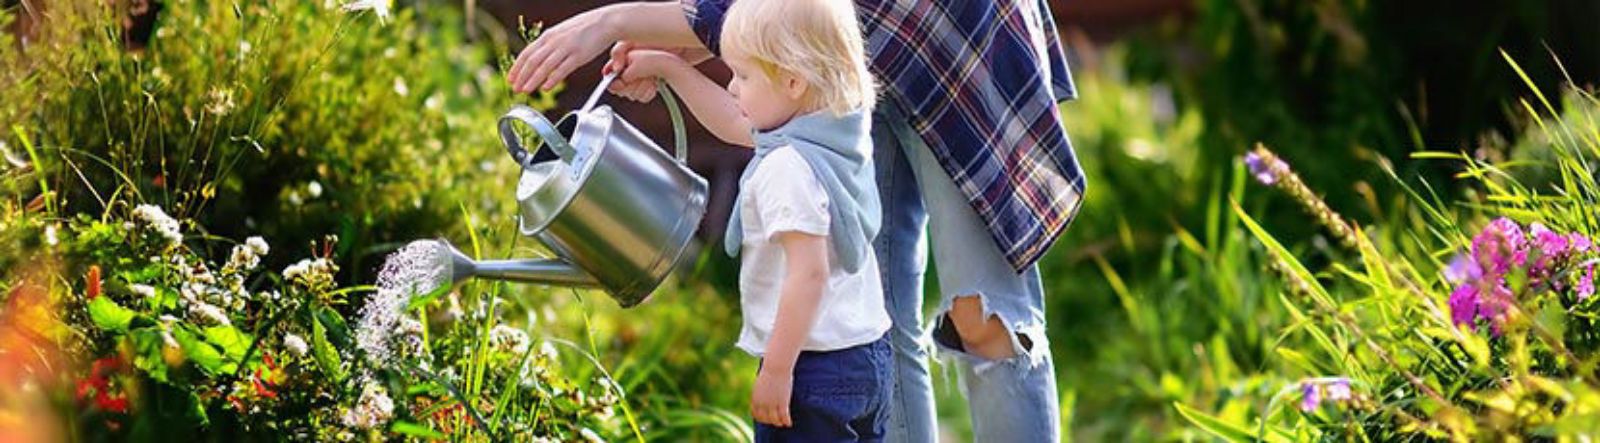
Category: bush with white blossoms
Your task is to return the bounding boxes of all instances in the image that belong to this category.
[36,203,633,440]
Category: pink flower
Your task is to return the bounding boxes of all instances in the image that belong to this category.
[1472,217,1526,277]
[1580,265,1596,300]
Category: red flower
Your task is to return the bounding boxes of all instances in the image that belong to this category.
[79,356,129,414]
[85,265,102,300]
[97,395,129,413]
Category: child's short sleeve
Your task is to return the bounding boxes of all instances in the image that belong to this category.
[751,148,830,240]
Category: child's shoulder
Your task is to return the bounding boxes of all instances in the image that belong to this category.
[753,145,812,176]
[750,147,823,197]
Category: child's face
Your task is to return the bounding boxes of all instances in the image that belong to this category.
[724,49,809,132]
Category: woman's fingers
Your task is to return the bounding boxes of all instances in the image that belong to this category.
[543,53,588,91]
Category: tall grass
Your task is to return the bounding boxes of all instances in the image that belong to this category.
[1174,52,1600,440]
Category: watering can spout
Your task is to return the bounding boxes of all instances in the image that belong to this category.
[439,241,600,289]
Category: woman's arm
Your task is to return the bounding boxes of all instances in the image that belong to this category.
[615,50,754,147]
[750,231,830,427]
[508,1,706,93]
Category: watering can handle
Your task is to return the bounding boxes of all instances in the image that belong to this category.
[498,105,575,170]
[658,79,689,164]
[588,73,690,165]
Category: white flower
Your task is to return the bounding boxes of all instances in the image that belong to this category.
[131,284,157,298]
[227,244,261,272]
[205,87,236,116]
[307,181,323,198]
[44,225,57,246]
[341,0,392,22]
[490,324,530,355]
[132,204,182,248]
[579,427,605,443]
[283,257,338,288]
[190,302,231,326]
[342,381,395,429]
[392,77,409,97]
[283,333,309,357]
[538,340,558,361]
[246,236,270,256]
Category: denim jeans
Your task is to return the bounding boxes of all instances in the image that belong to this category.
[755,335,894,442]
[870,102,1062,442]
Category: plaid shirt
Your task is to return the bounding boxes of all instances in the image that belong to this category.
[682,0,1085,270]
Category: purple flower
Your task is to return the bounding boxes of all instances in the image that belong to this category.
[1531,223,1568,255]
[1244,152,1283,186]
[1471,217,1526,277]
[1449,283,1480,328]
[1444,254,1481,284]
[1299,382,1322,412]
[1326,378,1352,402]
[1571,233,1593,254]
[1580,265,1596,300]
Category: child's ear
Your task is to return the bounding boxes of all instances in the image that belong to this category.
[783,74,810,101]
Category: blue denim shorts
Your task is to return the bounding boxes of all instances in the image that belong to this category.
[755,335,893,442]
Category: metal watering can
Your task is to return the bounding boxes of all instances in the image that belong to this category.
[438,73,708,307]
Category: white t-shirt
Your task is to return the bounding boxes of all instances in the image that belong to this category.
[735,147,891,357]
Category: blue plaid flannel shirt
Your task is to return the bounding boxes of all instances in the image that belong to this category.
[682,0,1086,270]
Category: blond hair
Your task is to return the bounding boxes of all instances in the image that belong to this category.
[720,0,876,115]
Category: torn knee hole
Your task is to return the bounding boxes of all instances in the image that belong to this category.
[933,314,1036,355]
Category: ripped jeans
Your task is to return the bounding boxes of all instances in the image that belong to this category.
[870,102,1061,442]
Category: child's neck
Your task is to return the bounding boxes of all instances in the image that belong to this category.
[761,103,827,132]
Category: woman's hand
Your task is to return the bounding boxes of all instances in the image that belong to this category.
[505,2,704,94]
[508,5,619,93]
[751,366,794,427]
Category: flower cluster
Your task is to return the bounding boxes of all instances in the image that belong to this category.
[132,204,182,248]
[283,333,310,358]
[77,356,131,413]
[225,236,270,274]
[1447,217,1595,334]
[490,324,531,355]
[342,379,395,430]
[283,257,339,290]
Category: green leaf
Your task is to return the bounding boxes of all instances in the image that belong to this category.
[174,326,234,375]
[316,305,352,349]
[88,297,137,332]
[312,313,346,382]
[204,325,252,364]
[1536,297,1566,339]
[390,421,447,439]
[1173,402,1252,442]
[129,327,170,383]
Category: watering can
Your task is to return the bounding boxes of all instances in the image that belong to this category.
[438,73,708,307]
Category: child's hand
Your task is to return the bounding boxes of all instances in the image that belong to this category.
[602,43,689,103]
[751,366,794,427]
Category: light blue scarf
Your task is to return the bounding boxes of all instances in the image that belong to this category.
[724,109,881,273]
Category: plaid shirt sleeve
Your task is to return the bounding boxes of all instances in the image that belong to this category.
[680,0,1086,270]
[680,0,730,56]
